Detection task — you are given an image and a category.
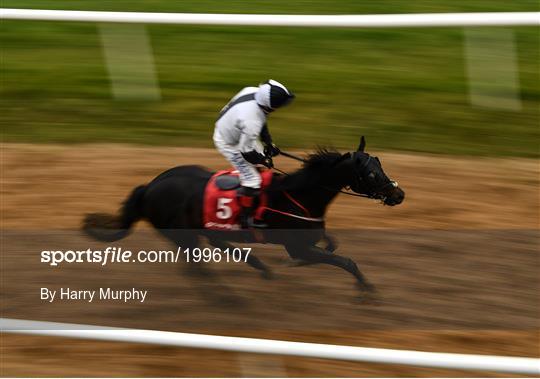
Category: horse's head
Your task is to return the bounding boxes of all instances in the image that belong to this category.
[348,136,405,206]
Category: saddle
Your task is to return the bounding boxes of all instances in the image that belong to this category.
[214,174,242,191]
[203,170,273,230]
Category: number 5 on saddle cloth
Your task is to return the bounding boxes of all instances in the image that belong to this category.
[203,169,273,231]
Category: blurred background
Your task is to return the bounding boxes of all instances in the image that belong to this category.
[1,1,539,377]
[1,0,539,156]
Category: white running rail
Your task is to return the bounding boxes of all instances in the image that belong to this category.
[2,318,539,375]
[1,9,539,27]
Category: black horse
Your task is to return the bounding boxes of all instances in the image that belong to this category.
[84,137,404,292]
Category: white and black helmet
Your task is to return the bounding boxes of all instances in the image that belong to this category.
[255,79,295,112]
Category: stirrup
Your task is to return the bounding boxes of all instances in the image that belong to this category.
[248,217,267,229]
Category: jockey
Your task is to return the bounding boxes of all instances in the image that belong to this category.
[213,79,295,228]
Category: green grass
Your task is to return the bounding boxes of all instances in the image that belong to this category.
[1,1,539,156]
[3,0,538,14]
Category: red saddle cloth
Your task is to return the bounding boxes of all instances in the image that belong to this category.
[203,169,273,230]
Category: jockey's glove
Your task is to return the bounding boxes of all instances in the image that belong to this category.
[241,150,266,165]
[264,143,281,157]
[263,156,274,169]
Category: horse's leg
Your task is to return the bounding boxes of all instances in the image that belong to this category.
[166,233,247,306]
[285,243,375,292]
[208,238,273,279]
[159,229,210,276]
[322,232,338,253]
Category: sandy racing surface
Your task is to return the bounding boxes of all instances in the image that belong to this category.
[1,144,539,377]
[2,144,538,230]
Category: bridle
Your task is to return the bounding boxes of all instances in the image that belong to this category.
[348,152,398,202]
[258,149,397,224]
[274,150,398,202]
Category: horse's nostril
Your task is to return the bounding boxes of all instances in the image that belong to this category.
[389,189,405,205]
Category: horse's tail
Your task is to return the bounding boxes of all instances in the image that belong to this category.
[83,185,147,242]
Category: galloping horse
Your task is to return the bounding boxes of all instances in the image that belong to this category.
[84,137,404,292]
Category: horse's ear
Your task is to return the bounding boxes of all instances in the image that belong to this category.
[357,136,366,152]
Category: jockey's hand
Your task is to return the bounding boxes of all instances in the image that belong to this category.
[264,143,281,157]
[241,150,266,165]
[263,156,274,169]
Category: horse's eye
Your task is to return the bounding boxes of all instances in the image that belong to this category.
[368,172,376,179]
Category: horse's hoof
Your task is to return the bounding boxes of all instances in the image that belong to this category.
[356,293,382,305]
[288,260,316,267]
[357,281,376,293]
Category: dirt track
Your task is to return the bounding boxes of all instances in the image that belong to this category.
[1,144,539,377]
[2,143,539,230]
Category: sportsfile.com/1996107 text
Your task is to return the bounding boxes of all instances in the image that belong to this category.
[40,246,252,267]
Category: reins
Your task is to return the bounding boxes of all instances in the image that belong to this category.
[272,150,375,199]
[259,149,385,224]
[278,150,307,163]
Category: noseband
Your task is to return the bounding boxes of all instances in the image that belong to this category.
[349,152,397,201]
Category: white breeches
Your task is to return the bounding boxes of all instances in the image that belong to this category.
[214,132,263,189]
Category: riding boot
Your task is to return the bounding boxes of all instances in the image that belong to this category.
[237,187,267,229]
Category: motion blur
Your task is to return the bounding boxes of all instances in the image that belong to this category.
[1,0,538,377]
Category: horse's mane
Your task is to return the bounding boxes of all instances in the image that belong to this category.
[303,148,343,170]
[270,148,348,191]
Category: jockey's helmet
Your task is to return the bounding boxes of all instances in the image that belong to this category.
[255,79,295,112]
